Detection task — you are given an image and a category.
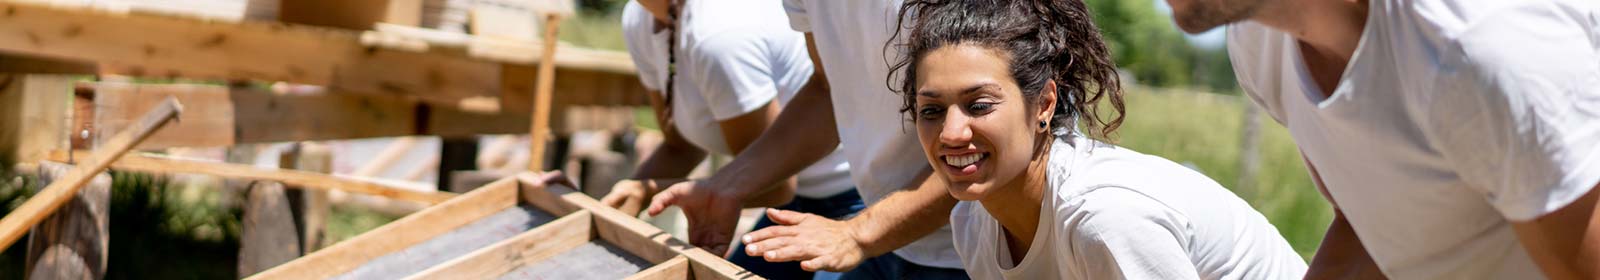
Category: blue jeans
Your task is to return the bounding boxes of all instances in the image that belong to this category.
[728,189,866,280]
[816,252,970,280]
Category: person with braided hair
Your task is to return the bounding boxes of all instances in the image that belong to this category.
[889,0,1307,278]
[603,1,864,279]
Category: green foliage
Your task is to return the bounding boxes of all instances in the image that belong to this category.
[1085,0,1237,92]
[1117,87,1331,259]
[107,171,241,279]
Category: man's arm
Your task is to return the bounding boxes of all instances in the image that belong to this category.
[632,89,709,180]
[643,33,843,254]
[1301,156,1387,280]
[741,169,958,272]
[1511,184,1600,280]
[704,33,840,199]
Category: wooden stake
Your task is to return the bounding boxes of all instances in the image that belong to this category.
[0,97,181,249]
[528,14,564,172]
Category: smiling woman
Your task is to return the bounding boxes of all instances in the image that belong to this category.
[888,0,1309,279]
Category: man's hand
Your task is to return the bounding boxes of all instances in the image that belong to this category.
[742,209,867,272]
[647,179,745,257]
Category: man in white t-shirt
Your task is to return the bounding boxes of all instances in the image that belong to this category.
[1163,0,1600,278]
[642,0,969,278]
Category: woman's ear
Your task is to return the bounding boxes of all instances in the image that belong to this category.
[1036,80,1059,133]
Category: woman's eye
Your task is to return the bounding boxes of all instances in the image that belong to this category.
[966,102,995,113]
[918,106,944,119]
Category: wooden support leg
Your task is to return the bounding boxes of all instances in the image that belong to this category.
[238,181,301,276]
[28,245,91,280]
[280,143,331,253]
[22,162,109,280]
[527,15,564,172]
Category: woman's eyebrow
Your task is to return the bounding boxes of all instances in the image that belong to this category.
[918,82,1001,98]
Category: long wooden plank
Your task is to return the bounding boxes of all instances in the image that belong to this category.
[0,1,499,103]
[246,177,518,279]
[0,97,179,249]
[47,151,456,204]
[625,256,690,280]
[87,82,530,148]
[403,210,593,279]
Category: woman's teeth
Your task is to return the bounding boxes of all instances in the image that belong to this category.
[944,153,983,167]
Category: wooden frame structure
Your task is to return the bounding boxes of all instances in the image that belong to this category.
[0,0,749,278]
[251,177,756,279]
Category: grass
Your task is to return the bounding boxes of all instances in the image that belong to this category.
[1117,87,1332,259]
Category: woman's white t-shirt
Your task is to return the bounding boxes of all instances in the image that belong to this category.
[1227,0,1599,278]
[952,136,1307,280]
[620,0,853,198]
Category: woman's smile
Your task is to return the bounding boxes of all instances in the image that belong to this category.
[941,151,988,178]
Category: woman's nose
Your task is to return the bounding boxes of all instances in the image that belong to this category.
[939,108,972,146]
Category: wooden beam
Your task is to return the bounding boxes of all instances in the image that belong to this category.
[625,256,690,280]
[0,53,96,74]
[247,177,518,279]
[0,1,500,104]
[403,210,593,279]
[47,151,457,204]
[88,82,530,149]
[0,97,179,249]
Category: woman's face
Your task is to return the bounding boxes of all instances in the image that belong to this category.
[913,44,1052,201]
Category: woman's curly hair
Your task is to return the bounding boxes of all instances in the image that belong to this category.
[888,0,1125,140]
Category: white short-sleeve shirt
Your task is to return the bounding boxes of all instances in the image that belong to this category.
[952,136,1307,280]
[1227,0,1600,278]
[621,0,853,198]
[781,0,964,268]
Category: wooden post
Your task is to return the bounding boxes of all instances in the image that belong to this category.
[528,14,564,172]
[0,97,181,249]
[238,181,302,276]
[22,162,110,280]
[1,74,74,167]
[281,143,332,253]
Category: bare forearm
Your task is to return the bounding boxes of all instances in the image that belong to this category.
[743,178,798,208]
[845,169,957,257]
[632,135,707,181]
[711,78,840,198]
[1306,209,1386,280]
